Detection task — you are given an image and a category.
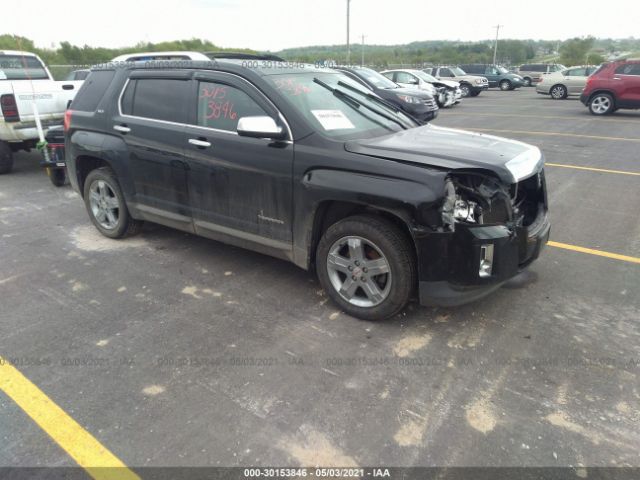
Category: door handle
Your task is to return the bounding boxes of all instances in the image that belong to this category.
[113,125,131,133]
[189,138,211,148]
[613,77,622,81]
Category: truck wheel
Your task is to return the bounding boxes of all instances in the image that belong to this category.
[316,215,416,321]
[83,167,142,239]
[47,168,67,187]
[499,80,512,91]
[588,93,614,115]
[0,142,14,175]
[460,84,471,97]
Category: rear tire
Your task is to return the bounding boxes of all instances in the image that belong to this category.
[83,167,142,239]
[499,80,512,91]
[588,93,615,115]
[316,215,416,321]
[523,77,532,87]
[550,84,568,100]
[470,90,481,97]
[0,142,14,175]
[47,168,67,187]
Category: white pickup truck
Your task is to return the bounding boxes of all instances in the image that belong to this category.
[0,50,82,174]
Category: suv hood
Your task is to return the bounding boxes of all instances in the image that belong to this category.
[345,124,543,184]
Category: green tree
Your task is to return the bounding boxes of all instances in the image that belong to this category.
[559,37,596,66]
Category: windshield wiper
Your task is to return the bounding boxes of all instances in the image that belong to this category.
[337,80,403,113]
[313,77,408,131]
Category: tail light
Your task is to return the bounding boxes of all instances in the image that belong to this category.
[64,109,72,132]
[1,94,20,122]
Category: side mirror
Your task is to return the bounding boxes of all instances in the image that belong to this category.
[408,78,419,85]
[237,116,286,140]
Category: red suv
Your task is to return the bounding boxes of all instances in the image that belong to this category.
[581,60,640,115]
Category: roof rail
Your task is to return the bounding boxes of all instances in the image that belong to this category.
[205,52,285,61]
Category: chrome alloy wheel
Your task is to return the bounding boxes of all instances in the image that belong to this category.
[326,236,392,308]
[591,95,611,114]
[551,85,566,99]
[89,180,120,230]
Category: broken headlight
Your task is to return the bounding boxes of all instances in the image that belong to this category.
[441,178,481,231]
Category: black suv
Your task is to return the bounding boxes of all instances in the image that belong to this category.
[66,59,550,321]
[334,66,438,123]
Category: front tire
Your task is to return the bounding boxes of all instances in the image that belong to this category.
[0,142,14,175]
[499,80,512,91]
[588,93,615,115]
[550,84,568,100]
[460,84,471,97]
[83,167,142,238]
[316,215,416,321]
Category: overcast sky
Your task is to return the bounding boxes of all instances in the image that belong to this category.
[9,0,639,51]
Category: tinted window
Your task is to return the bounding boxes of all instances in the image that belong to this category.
[353,68,398,89]
[615,63,640,75]
[0,55,49,80]
[521,65,532,71]
[72,70,116,112]
[197,81,267,132]
[125,78,190,123]
[440,68,454,77]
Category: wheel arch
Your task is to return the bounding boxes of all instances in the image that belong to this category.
[75,155,114,196]
[308,199,418,271]
[588,89,617,104]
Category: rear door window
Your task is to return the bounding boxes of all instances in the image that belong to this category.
[566,68,587,77]
[72,70,116,112]
[197,81,267,132]
[122,78,190,123]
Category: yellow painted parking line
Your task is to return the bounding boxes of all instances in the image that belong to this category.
[548,241,640,264]
[467,127,640,142]
[545,163,640,176]
[445,111,640,124]
[0,357,140,480]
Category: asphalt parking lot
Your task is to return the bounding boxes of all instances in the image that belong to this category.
[1,88,639,476]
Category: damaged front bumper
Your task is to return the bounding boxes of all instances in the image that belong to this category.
[415,164,550,307]
[416,208,550,306]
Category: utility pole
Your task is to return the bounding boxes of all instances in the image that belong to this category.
[361,34,366,66]
[346,0,351,65]
[492,24,503,64]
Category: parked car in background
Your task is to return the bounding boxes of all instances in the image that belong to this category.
[65,59,549,320]
[423,66,489,97]
[580,60,640,115]
[536,65,599,99]
[381,69,461,107]
[335,66,438,123]
[458,64,524,90]
[518,63,566,87]
[0,50,82,174]
[65,69,90,81]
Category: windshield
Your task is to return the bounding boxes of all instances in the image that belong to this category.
[451,67,467,76]
[0,55,49,80]
[266,72,416,140]
[354,68,399,89]
[414,71,438,83]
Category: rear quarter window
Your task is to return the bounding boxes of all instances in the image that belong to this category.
[72,70,116,112]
